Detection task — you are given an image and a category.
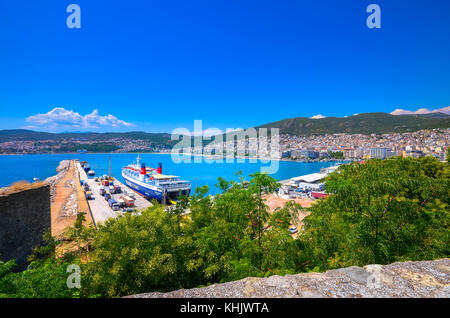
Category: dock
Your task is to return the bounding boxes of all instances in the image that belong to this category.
[75,160,152,224]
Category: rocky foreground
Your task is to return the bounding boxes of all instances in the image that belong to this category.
[128,258,450,298]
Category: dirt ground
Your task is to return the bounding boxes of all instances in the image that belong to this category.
[51,161,77,237]
[51,160,92,238]
[263,194,314,234]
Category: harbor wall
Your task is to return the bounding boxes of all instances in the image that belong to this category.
[0,184,51,265]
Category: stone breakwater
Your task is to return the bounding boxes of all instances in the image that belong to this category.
[128,258,450,298]
[61,178,78,217]
[44,159,71,203]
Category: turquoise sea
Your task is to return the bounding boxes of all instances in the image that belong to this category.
[0,154,345,195]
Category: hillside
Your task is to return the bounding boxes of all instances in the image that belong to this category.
[1,112,449,143]
[256,112,450,136]
[0,129,175,145]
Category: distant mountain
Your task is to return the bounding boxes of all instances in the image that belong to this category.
[0,129,58,142]
[255,112,450,136]
[0,129,175,145]
[1,112,449,144]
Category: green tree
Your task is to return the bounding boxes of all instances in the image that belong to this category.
[0,256,80,298]
[299,157,450,270]
[329,151,344,159]
[82,205,195,297]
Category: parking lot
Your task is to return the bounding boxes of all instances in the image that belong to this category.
[75,160,152,224]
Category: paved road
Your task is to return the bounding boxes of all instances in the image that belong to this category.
[76,161,118,223]
[75,161,152,224]
[111,178,152,210]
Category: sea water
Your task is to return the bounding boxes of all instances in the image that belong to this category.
[0,154,345,195]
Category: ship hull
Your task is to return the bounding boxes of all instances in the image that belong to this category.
[122,172,190,203]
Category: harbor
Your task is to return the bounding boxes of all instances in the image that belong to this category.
[277,164,341,200]
[75,159,152,224]
[0,153,342,235]
[45,159,94,237]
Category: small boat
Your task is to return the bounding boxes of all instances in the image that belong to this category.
[88,170,95,176]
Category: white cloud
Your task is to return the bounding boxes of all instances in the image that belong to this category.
[311,114,326,119]
[26,107,134,130]
[188,128,243,137]
[391,106,450,116]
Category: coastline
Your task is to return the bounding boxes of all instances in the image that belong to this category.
[0,153,348,193]
[0,151,347,162]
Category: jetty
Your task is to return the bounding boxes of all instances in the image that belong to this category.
[74,160,152,224]
[44,160,94,237]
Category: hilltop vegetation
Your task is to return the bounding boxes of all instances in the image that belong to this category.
[1,113,449,148]
[256,112,450,136]
[0,156,449,297]
[0,129,175,145]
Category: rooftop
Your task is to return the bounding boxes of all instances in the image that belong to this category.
[291,172,327,183]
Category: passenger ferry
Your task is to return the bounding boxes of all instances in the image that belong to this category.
[121,155,191,204]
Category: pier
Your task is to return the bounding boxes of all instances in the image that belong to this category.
[75,160,152,224]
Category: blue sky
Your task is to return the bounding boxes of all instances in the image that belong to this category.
[0,0,449,133]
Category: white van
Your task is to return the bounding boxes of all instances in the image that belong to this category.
[125,189,135,199]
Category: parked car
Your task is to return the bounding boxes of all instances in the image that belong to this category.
[104,193,111,201]
[289,226,298,234]
[85,191,92,200]
[125,189,135,199]
[99,188,106,196]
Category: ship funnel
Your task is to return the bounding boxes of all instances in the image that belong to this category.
[157,163,162,174]
[140,163,146,175]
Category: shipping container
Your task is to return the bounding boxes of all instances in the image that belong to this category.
[120,195,135,207]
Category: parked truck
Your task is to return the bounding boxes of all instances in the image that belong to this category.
[120,195,135,207]
[108,198,120,211]
[117,198,126,208]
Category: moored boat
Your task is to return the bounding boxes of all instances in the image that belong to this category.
[121,155,191,204]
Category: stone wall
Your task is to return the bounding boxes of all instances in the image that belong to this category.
[128,258,450,298]
[0,184,51,265]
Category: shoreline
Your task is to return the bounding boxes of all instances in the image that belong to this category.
[0,152,349,164]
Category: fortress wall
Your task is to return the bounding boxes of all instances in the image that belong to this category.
[0,184,51,265]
